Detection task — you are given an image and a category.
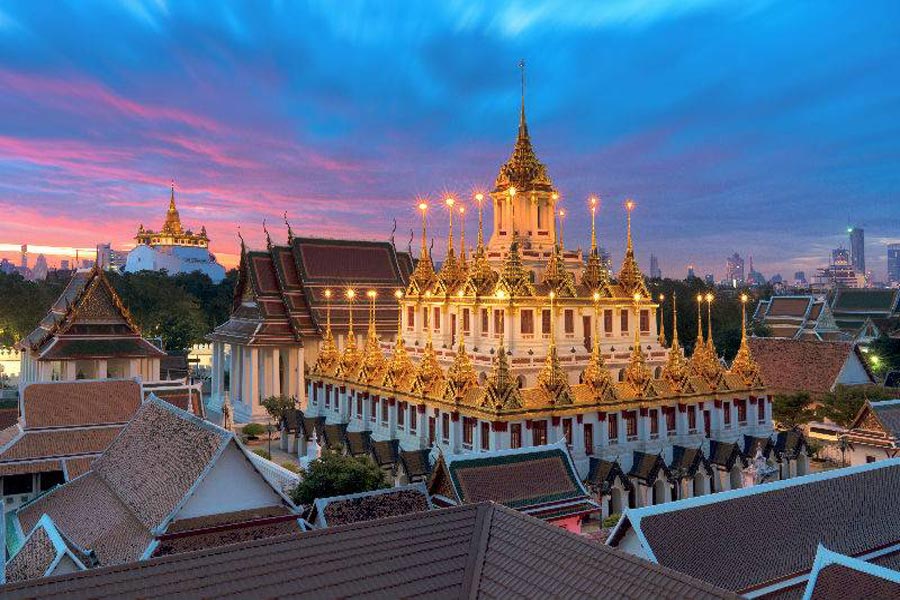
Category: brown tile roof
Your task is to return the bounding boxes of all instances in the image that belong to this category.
[669,446,711,479]
[628,451,671,483]
[809,564,900,600]
[311,484,431,528]
[586,458,633,493]
[0,407,18,430]
[0,503,739,599]
[153,507,301,557]
[397,448,433,481]
[869,400,900,438]
[22,379,142,428]
[0,458,61,477]
[430,442,600,521]
[767,297,811,318]
[609,460,900,594]
[145,385,204,417]
[747,338,874,394]
[91,399,227,529]
[4,514,94,583]
[0,426,121,461]
[64,456,95,479]
[370,438,400,468]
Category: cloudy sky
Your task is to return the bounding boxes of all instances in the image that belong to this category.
[0,1,897,279]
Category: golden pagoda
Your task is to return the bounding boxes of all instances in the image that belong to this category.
[582,293,617,401]
[536,293,572,404]
[616,200,649,298]
[482,338,522,411]
[436,198,467,295]
[336,290,364,380]
[408,203,438,296]
[134,183,210,248]
[581,196,609,292]
[623,296,653,395]
[312,289,340,377]
[661,295,689,390]
[360,291,388,385]
[413,300,446,398]
[385,293,417,391]
[464,194,499,296]
[731,293,763,387]
[446,340,478,403]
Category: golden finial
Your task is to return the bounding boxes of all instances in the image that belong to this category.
[263,219,272,249]
[458,205,467,260]
[671,294,679,347]
[583,290,615,398]
[623,292,652,393]
[661,292,688,389]
[346,288,356,339]
[537,290,572,403]
[658,293,666,346]
[408,201,438,295]
[617,200,647,296]
[418,202,429,255]
[731,292,761,386]
[445,197,455,253]
[361,290,387,384]
[705,292,715,352]
[625,199,635,253]
[313,288,340,376]
[475,193,485,249]
[696,293,704,346]
[557,208,566,249]
[589,196,599,253]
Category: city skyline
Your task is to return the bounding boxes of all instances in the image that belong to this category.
[0,1,898,276]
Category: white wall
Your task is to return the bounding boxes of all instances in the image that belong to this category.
[836,353,874,387]
[614,527,650,559]
[173,442,284,520]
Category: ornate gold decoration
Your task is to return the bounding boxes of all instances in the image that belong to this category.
[617,200,649,297]
[413,302,445,398]
[385,296,416,391]
[495,239,535,297]
[493,62,555,194]
[731,294,762,387]
[337,290,364,380]
[437,200,467,294]
[361,291,388,384]
[583,294,616,401]
[688,293,724,387]
[582,197,609,292]
[163,184,183,235]
[465,195,499,296]
[623,296,652,395]
[482,338,522,410]
[543,224,576,296]
[313,289,340,376]
[135,183,210,249]
[446,340,477,403]
[661,294,688,390]
[408,202,438,295]
[536,293,572,405]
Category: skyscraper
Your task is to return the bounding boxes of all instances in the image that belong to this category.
[888,243,900,285]
[725,252,745,286]
[849,227,865,274]
[686,264,696,280]
[649,254,661,279]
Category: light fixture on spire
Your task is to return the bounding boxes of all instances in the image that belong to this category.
[589,196,600,252]
[558,208,566,248]
[474,193,485,249]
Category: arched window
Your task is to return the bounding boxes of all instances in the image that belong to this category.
[516,375,526,389]
[654,366,662,378]
[618,368,626,382]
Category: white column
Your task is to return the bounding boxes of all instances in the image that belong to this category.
[658,410,668,443]
[250,348,260,411]
[65,361,77,380]
[151,358,161,382]
[599,415,610,447]
[617,413,626,445]
[241,348,252,407]
[272,348,281,397]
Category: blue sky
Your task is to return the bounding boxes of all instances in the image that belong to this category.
[0,0,897,278]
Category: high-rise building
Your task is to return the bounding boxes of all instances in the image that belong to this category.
[849,227,865,274]
[704,273,715,285]
[31,254,48,281]
[60,259,70,271]
[649,254,661,279]
[832,246,850,266]
[794,271,807,285]
[20,244,27,270]
[888,243,900,285]
[686,264,696,280]
[724,252,744,286]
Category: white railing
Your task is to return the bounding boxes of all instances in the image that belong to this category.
[246,450,301,494]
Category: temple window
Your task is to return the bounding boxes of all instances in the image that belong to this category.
[422,307,428,329]
[369,398,377,422]
[542,309,551,335]
[356,397,363,419]
[397,402,406,430]
[433,307,441,330]
[564,310,574,335]
[584,423,594,455]
[480,422,490,451]
[737,399,747,424]
[481,309,489,334]
[562,418,573,446]
[532,420,548,446]
[510,423,522,449]
[463,417,474,450]
[665,407,676,433]
[407,306,415,331]
[520,310,534,335]
[625,411,638,441]
[688,405,698,432]
[381,400,389,425]
[604,309,613,334]
[640,309,650,333]
[723,402,732,427]
[620,310,629,333]
[493,310,503,337]
[608,416,619,444]
[462,309,471,334]
[441,413,450,444]
[410,408,417,434]
[649,409,659,439]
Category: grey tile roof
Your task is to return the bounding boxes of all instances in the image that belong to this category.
[0,503,739,599]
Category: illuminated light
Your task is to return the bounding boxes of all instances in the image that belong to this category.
[475,193,484,203]
[633,293,642,302]
[559,209,566,218]
[394,290,403,299]
[697,294,704,302]
[459,206,465,215]
[589,196,598,208]
[418,202,428,211]
[551,192,559,201]
[508,187,517,197]
[625,199,635,211]
[445,197,455,208]
[871,355,880,365]
[705,292,714,302]
[740,293,749,303]
[324,289,332,299]
[346,289,355,300]
[367,290,377,299]
[424,291,432,298]
[592,291,600,302]
[549,291,556,300]
[659,294,665,301]
[496,290,506,300]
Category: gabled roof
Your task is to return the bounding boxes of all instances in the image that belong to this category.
[14,396,295,566]
[428,440,600,522]
[370,438,400,468]
[669,446,712,479]
[4,514,93,583]
[22,379,142,428]
[608,459,900,595]
[747,338,875,394]
[19,267,165,360]
[396,448,433,481]
[585,457,633,493]
[802,546,900,600]
[628,451,671,483]
[848,398,900,440]
[707,440,746,470]
[0,503,740,600]
[309,483,432,528]
[832,289,900,315]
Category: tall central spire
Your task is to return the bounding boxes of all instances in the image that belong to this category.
[518,58,528,136]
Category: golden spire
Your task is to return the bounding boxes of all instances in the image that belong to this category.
[557,208,566,249]
[536,291,572,403]
[447,339,477,400]
[361,290,387,383]
[616,200,647,296]
[437,197,466,293]
[705,292,715,353]
[662,294,688,389]
[689,292,723,386]
[386,290,416,390]
[583,291,615,398]
[543,212,576,296]
[731,293,761,386]
[162,181,183,235]
[657,293,667,346]
[496,238,535,297]
[466,193,499,296]
[339,288,364,378]
[408,202,437,294]
[313,288,340,376]
[458,205,468,268]
[582,195,608,292]
[416,293,445,397]
[696,293,705,347]
[482,336,522,411]
[623,293,652,393]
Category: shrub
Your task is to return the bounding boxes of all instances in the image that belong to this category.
[280,461,301,473]
[602,513,621,528]
[252,448,271,460]
[289,451,387,505]
[242,423,266,438]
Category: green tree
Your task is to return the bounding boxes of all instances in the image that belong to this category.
[817,384,900,429]
[867,335,900,378]
[260,394,297,425]
[289,451,388,505]
[772,392,815,429]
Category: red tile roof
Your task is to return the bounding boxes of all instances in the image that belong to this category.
[23,379,142,428]
[0,426,121,461]
[0,503,739,599]
[767,297,811,318]
[311,484,431,528]
[747,338,874,394]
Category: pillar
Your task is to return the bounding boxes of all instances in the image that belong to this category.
[249,347,260,410]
